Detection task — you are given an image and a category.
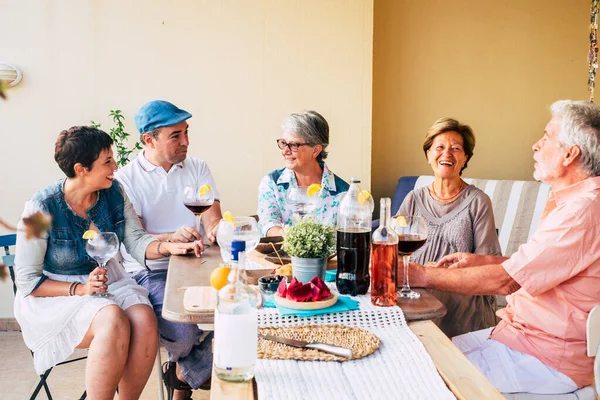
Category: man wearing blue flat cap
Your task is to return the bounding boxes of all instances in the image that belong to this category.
[116,100,221,396]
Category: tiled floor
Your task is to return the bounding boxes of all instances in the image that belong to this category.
[0,331,210,399]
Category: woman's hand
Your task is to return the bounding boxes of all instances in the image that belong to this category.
[163,241,204,257]
[80,266,109,295]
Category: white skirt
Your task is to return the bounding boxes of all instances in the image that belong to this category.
[14,257,152,375]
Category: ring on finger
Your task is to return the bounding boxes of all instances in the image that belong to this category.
[95,273,100,281]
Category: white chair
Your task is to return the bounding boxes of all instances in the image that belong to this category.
[503,304,599,400]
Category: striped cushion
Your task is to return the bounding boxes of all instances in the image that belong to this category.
[414,176,550,257]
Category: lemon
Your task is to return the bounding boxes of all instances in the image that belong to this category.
[357,190,371,205]
[210,265,231,290]
[307,183,322,198]
[394,216,408,227]
[198,184,212,198]
[82,230,97,240]
[223,211,236,228]
[275,264,293,276]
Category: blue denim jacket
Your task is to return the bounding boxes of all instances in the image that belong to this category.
[35,178,126,275]
[14,178,155,296]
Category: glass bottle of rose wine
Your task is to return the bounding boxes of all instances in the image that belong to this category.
[371,197,398,306]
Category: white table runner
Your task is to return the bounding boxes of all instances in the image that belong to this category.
[255,294,455,400]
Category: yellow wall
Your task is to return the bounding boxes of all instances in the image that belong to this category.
[0,0,373,317]
[372,0,589,203]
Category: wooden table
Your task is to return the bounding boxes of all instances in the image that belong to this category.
[164,249,503,400]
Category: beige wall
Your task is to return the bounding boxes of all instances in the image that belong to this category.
[372,0,589,204]
[0,0,373,318]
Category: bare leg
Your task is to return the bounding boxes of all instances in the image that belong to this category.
[76,305,130,400]
[118,304,159,399]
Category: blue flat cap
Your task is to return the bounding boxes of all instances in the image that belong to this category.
[135,100,192,134]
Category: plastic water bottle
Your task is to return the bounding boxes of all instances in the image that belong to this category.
[214,240,258,382]
[336,177,374,295]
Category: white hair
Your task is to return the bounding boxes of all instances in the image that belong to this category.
[550,100,600,177]
[281,110,329,162]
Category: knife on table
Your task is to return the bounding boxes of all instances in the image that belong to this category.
[259,334,353,358]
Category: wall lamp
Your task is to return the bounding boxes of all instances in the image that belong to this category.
[0,63,23,87]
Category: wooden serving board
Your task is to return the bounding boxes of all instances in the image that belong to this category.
[183,286,217,313]
[273,292,338,310]
[183,285,264,313]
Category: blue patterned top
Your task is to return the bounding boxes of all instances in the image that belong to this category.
[257,163,349,236]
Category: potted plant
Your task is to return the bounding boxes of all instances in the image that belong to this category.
[282,217,335,283]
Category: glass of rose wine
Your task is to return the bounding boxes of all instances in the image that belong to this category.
[390,215,428,299]
[183,185,215,242]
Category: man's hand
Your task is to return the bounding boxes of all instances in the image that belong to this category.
[406,262,428,287]
[206,224,218,243]
[171,226,203,243]
[435,252,486,269]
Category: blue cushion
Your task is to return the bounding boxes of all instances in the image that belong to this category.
[391,176,420,216]
[372,176,420,231]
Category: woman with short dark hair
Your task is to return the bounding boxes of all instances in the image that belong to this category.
[13,126,202,400]
[398,117,501,338]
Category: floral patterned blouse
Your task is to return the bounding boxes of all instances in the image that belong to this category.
[257,163,350,236]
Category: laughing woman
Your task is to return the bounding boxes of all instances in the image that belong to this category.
[398,118,501,338]
[13,126,202,400]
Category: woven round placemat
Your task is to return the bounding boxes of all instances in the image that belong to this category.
[258,324,380,362]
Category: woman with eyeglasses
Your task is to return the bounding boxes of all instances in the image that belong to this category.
[257,110,349,236]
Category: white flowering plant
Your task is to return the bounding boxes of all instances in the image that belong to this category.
[282,217,336,259]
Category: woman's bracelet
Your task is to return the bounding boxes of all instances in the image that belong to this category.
[68,281,81,296]
[157,241,169,257]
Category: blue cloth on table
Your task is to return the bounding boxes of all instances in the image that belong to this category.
[263,295,360,317]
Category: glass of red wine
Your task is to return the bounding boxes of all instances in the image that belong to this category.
[183,185,215,242]
[390,215,428,299]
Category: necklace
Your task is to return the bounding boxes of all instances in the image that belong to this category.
[429,181,466,203]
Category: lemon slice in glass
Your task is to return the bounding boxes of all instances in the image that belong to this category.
[394,216,408,227]
[82,230,98,240]
[357,190,371,205]
[223,211,236,228]
[307,183,322,198]
[198,184,212,198]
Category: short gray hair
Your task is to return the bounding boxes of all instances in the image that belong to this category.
[281,110,329,162]
[140,127,161,144]
[551,100,600,177]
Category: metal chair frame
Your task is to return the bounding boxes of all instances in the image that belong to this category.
[1,233,87,400]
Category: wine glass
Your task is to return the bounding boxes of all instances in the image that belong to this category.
[183,185,215,244]
[216,216,260,263]
[286,186,320,220]
[85,232,119,297]
[390,215,428,299]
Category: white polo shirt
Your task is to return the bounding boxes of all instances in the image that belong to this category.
[115,151,220,271]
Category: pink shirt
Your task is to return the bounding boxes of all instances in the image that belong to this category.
[491,176,600,388]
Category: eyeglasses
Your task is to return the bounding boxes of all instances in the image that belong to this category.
[276,139,311,152]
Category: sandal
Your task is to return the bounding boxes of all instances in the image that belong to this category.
[162,361,193,400]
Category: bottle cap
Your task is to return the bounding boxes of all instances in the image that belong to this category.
[231,240,246,261]
[350,176,361,183]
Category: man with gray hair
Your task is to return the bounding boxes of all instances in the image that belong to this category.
[410,100,600,395]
